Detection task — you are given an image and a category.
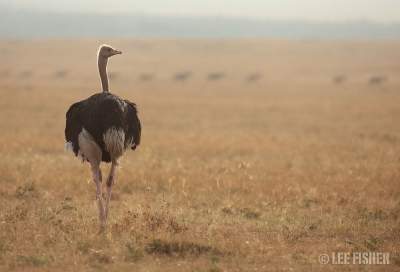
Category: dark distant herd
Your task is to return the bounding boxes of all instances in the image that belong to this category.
[2,69,390,86]
[333,74,388,86]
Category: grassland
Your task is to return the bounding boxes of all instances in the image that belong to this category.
[0,39,399,271]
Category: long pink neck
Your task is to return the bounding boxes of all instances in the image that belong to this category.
[98,55,109,92]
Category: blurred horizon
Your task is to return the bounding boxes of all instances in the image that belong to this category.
[1,1,400,39]
[3,0,400,23]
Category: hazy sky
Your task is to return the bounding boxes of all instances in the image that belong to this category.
[4,0,400,22]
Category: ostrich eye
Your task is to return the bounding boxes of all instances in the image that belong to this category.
[107,48,112,52]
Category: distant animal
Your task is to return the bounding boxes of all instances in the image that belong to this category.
[207,72,225,81]
[19,70,32,79]
[174,71,192,82]
[138,73,154,82]
[369,76,387,85]
[246,73,262,82]
[333,75,347,85]
[65,45,141,231]
[54,69,68,79]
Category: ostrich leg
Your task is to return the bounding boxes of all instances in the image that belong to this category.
[90,163,106,230]
[105,161,118,221]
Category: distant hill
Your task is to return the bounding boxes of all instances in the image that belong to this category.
[1,8,400,39]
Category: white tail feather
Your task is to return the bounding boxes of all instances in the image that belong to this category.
[78,128,102,164]
[103,128,125,160]
[65,142,74,152]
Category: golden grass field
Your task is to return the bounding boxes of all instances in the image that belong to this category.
[0,39,400,271]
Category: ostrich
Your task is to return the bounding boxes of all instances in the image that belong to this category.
[65,45,141,230]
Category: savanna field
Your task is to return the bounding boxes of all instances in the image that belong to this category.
[0,39,400,271]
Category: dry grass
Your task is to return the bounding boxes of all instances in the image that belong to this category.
[0,39,400,271]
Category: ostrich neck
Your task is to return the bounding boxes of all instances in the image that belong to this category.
[98,56,109,92]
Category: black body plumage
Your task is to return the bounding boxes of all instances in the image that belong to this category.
[65,92,141,162]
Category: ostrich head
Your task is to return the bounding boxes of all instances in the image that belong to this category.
[98,44,122,59]
[97,44,121,92]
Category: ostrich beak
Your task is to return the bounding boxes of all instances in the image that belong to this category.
[114,50,122,55]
